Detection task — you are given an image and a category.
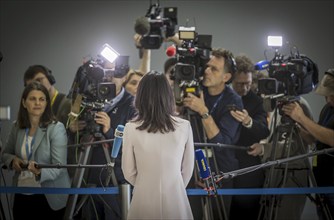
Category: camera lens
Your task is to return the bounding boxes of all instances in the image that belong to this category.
[181,66,193,77]
[99,85,110,96]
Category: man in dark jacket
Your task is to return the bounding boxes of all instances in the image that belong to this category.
[229,55,270,220]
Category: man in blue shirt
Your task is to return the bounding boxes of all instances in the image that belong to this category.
[183,48,243,218]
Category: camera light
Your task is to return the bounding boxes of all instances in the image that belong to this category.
[179,26,196,40]
[100,44,120,63]
[267,36,283,47]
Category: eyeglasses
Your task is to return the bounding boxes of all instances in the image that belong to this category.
[235,81,252,87]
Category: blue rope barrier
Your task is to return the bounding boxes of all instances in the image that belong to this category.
[1,186,334,195]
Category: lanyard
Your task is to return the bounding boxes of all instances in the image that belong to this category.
[209,92,225,115]
[51,89,58,107]
[25,128,35,161]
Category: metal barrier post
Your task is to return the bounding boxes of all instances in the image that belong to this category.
[121,184,131,220]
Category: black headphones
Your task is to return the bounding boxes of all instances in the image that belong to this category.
[225,55,237,75]
[325,68,334,78]
[38,65,55,85]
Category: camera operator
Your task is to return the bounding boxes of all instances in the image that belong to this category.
[183,48,243,218]
[248,95,314,220]
[281,69,334,219]
[68,59,136,219]
[229,55,270,220]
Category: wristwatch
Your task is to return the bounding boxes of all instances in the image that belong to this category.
[201,112,210,119]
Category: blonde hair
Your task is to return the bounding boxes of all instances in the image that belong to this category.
[123,69,145,87]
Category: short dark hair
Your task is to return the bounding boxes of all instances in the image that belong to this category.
[133,70,177,133]
[235,55,255,75]
[23,65,53,86]
[17,81,55,129]
[211,48,236,75]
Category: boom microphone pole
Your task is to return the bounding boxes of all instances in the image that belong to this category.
[34,163,112,169]
[216,147,334,181]
[195,142,250,151]
[67,138,114,148]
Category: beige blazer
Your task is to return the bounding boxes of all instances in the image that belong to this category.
[122,116,194,220]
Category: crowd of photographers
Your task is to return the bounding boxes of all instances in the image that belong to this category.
[1,3,334,220]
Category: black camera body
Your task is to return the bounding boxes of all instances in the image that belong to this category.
[70,60,116,104]
[258,47,318,125]
[172,27,212,105]
[79,102,105,138]
[258,51,318,97]
[140,4,177,49]
[68,56,129,137]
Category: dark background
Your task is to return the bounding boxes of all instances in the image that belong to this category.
[0,1,333,219]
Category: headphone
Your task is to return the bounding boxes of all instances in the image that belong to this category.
[24,65,56,86]
[325,68,334,78]
[225,54,237,75]
[224,54,237,84]
[38,65,55,85]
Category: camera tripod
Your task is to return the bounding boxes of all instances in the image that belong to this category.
[183,108,227,220]
[257,111,332,220]
[64,132,119,220]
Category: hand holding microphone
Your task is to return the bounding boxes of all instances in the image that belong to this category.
[195,149,217,196]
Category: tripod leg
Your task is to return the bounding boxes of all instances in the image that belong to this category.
[294,130,333,220]
[102,146,118,187]
[257,122,290,220]
[64,136,93,220]
[73,193,93,216]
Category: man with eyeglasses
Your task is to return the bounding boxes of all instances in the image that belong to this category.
[183,48,243,219]
[229,54,270,220]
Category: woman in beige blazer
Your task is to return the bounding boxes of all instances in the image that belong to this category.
[122,71,194,220]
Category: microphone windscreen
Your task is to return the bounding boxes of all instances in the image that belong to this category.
[195,149,210,179]
[134,17,150,35]
[111,125,125,158]
[166,45,176,57]
[255,60,270,70]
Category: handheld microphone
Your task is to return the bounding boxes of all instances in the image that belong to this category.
[255,60,270,70]
[134,16,150,36]
[195,149,217,195]
[110,124,125,166]
[166,45,176,57]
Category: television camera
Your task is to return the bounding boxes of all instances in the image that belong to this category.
[134,1,177,49]
[257,36,319,122]
[170,26,212,106]
[257,36,319,97]
[68,44,129,137]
